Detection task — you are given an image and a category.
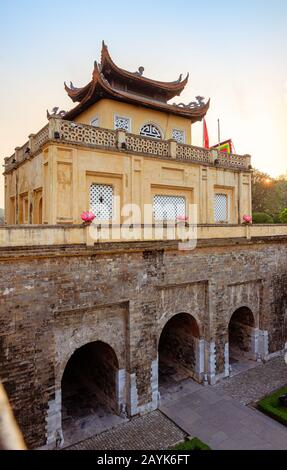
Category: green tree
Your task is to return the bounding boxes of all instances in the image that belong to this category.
[252,170,287,220]
[279,208,287,223]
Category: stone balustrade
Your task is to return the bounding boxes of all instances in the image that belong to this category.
[4,118,251,172]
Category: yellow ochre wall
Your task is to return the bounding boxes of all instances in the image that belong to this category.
[5,142,252,227]
[5,153,43,224]
[74,99,192,144]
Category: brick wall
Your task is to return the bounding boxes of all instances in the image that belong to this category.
[0,237,287,448]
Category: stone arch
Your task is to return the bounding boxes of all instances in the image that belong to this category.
[158,312,204,393]
[226,305,259,377]
[59,340,126,447]
[158,310,204,345]
[227,303,258,329]
[57,331,125,390]
[48,306,128,449]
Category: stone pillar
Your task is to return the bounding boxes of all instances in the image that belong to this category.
[151,358,159,409]
[128,371,138,416]
[116,369,127,417]
[48,116,62,140]
[258,329,269,362]
[168,139,177,159]
[127,359,159,416]
[224,342,230,377]
[250,327,260,360]
[28,134,36,154]
[116,129,127,150]
[195,339,205,382]
[45,388,63,448]
[206,341,216,385]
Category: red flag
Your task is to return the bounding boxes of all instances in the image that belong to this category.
[203,118,209,149]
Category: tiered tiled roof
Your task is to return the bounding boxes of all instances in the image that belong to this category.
[64,42,209,122]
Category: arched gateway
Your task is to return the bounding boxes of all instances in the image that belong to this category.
[61,341,126,446]
[227,306,259,375]
[158,313,204,394]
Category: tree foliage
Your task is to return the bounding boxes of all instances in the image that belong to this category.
[252,170,287,222]
[279,208,287,223]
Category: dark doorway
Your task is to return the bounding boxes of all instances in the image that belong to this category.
[158,313,200,396]
[228,307,257,375]
[61,341,125,446]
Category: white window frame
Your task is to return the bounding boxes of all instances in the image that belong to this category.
[114,114,131,132]
[90,183,114,221]
[172,128,186,144]
[153,194,186,221]
[214,193,229,223]
[140,122,163,140]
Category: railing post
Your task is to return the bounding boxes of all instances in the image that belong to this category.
[28,134,36,154]
[210,149,218,164]
[14,147,21,162]
[116,129,126,150]
[244,154,252,168]
[168,139,177,158]
[48,117,62,140]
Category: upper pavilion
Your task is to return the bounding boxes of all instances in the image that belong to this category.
[62,41,210,126]
[3,41,252,228]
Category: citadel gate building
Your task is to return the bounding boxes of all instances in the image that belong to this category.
[1,43,287,448]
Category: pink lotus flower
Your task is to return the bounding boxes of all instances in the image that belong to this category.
[243,215,252,224]
[81,211,95,223]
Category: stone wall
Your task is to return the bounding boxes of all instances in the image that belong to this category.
[0,237,287,448]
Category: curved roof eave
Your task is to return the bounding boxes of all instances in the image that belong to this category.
[64,65,209,122]
[100,41,189,93]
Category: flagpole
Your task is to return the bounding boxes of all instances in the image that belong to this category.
[217,118,221,146]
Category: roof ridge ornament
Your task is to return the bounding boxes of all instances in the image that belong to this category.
[134,66,145,77]
[174,95,206,109]
[47,107,66,119]
[64,81,79,92]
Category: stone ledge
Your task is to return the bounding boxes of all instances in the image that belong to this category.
[1,236,287,261]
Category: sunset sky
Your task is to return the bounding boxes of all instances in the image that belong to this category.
[0,0,286,208]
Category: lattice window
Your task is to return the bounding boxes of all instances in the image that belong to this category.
[172,128,185,143]
[214,193,228,222]
[153,195,186,221]
[140,123,162,139]
[114,115,131,132]
[90,184,113,220]
[91,116,99,127]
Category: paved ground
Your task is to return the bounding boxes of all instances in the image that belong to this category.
[65,356,287,450]
[160,356,287,450]
[215,356,287,405]
[65,410,186,450]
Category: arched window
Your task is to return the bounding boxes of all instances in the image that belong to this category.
[90,116,99,127]
[140,123,162,139]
